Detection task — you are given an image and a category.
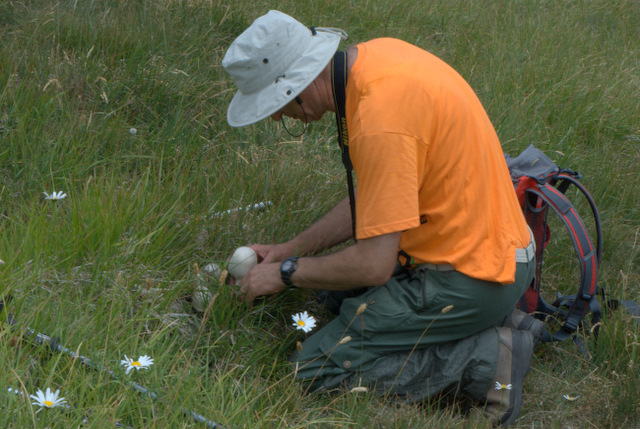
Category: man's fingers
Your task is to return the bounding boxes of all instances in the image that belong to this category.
[250,245,268,263]
[237,278,254,304]
[243,286,255,305]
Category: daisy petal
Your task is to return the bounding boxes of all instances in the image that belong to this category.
[291,311,317,333]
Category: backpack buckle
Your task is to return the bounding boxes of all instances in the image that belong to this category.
[563,313,580,333]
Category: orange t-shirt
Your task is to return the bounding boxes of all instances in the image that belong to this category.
[346,38,530,284]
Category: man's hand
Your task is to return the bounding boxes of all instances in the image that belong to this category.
[237,261,285,303]
[250,243,294,264]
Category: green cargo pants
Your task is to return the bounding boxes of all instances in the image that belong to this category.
[291,256,534,401]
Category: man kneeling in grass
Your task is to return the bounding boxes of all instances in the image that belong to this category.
[222,10,544,427]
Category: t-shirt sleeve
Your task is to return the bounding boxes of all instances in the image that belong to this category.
[350,132,426,239]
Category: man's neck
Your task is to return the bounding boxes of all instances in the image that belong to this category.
[321,46,359,113]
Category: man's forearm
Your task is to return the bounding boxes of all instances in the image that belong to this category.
[292,231,401,291]
[288,195,354,256]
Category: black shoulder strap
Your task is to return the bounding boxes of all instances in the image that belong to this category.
[331,51,357,241]
[555,173,603,265]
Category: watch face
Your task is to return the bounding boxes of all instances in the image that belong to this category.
[282,259,294,271]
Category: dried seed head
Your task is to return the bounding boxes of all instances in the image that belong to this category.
[115,271,123,285]
[356,302,367,315]
[296,341,303,352]
[441,305,454,314]
[193,262,200,276]
[145,277,152,290]
[339,336,352,345]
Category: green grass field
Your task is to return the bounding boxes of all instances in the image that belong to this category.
[1,0,639,427]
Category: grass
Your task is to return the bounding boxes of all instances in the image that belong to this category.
[1,0,639,427]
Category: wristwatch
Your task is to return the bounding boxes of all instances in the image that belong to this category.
[280,257,299,288]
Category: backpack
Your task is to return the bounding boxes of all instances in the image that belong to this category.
[505,145,605,346]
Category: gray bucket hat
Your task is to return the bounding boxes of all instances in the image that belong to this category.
[222,10,347,127]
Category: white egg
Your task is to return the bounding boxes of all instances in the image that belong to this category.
[192,282,212,312]
[228,246,257,280]
[192,262,222,312]
[202,262,222,279]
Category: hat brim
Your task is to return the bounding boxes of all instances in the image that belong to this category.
[227,32,341,128]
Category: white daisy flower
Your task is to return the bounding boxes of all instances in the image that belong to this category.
[30,388,67,411]
[563,394,579,401]
[291,311,316,333]
[43,191,67,201]
[495,382,512,390]
[120,355,154,374]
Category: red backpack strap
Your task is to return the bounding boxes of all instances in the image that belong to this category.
[525,182,599,341]
[515,176,537,207]
[515,176,551,314]
[555,173,603,266]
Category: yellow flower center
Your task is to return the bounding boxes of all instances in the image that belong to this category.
[132,361,141,367]
[297,320,306,327]
[44,400,54,407]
